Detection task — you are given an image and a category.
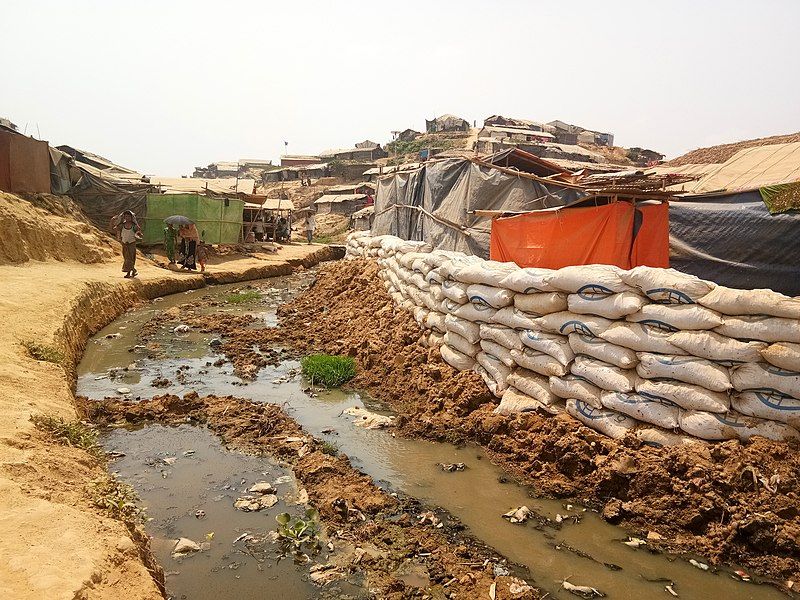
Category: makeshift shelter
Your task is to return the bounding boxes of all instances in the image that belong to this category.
[142,193,243,245]
[352,205,374,230]
[314,193,367,215]
[0,128,51,193]
[490,200,669,269]
[242,198,294,241]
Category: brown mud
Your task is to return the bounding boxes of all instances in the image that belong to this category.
[186,259,800,588]
[80,393,537,600]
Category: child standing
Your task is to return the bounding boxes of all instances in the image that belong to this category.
[196,240,208,272]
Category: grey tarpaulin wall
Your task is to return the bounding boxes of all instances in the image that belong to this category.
[670,192,800,296]
[372,158,586,257]
[68,170,149,232]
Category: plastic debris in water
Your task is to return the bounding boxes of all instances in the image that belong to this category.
[622,537,647,548]
[561,578,606,598]
[689,559,709,571]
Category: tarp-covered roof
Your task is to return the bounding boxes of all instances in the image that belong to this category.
[243,198,295,210]
[326,182,375,193]
[150,177,255,195]
[314,193,367,204]
[482,125,555,139]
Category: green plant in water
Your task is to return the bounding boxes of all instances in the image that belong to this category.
[276,508,320,551]
[319,440,339,456]
[92,475,146,523]
[31,414,101,456]
[300,354,356,388]
[223,290,262,304]
[22,341,64,364]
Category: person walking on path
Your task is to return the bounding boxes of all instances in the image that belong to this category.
[114,210,142,278]
[178,223,200,270]
[163,223,177,264]
[305,211,316,244]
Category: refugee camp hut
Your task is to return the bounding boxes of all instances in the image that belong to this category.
[393,129,421,142]
[0,126,51,193]
[425,114,470,133]
[281,155,322,167]
[351,205,374,230]
[242,197,294,242]
[325,181,375,196]
[476,126,555,153]
[314,193,367,215]
[319,145,388,162]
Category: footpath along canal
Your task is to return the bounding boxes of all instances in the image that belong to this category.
[76,270,789,599]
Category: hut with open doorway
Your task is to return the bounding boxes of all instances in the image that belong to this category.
[242,197,294,242]
[314,193,368,215]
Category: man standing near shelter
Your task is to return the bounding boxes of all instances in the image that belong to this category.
[305,210,316,244]
[113,210,142,278]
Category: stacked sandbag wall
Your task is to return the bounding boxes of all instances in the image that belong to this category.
[345,232,800,446]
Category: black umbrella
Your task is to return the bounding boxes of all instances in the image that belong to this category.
[164,215,194,226]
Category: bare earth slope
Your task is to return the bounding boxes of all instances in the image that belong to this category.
[669,132,800,166]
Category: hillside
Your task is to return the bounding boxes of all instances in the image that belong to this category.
[669,131,800,166]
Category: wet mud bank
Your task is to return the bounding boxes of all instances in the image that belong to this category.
[81,393,537,600]
[212,259,800,589]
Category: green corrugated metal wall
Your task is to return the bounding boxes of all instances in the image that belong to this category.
[143,193,244,244]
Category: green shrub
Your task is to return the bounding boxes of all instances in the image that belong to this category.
[300,354,356,387]
[319,440,339,456]
[92,475,146,523]
[22,341,64,364]
[31,414,101,456]
[224,290,262,304]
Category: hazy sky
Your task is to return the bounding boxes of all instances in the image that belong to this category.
[3,1,799,176]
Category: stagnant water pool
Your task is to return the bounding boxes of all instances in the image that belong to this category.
[78,274,788,599]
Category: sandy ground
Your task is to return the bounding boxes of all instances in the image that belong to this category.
[0,192,340,599]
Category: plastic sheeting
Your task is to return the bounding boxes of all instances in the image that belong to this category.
[669,192,800,296]
[0,130,51,193]
[490,201,669,269]
[68,170,149,233]
[143,193,243,244]
[372,158,586,257]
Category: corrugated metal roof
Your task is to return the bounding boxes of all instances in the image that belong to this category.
[150,177,255,195]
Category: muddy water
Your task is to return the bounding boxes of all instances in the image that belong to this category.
[79,278,787,600]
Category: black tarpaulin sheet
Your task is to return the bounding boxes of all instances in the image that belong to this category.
[68,169,148,232]
[372,158,586,257]
[670,192,800,296]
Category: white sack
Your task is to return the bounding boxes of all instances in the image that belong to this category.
[566,399,639,439]
[422,250,465,268]
[716,315,800,344]
[429,284,445,303]
[730,362,800,399]
[409,272,430,292]
[621,266,715,304]
[507,369,560,406]
[519,330,574,365]
[479,339,516,368]
[635,427,701,447]
[511,348,568,377]
[410,258,432,276]
[533,311,613,338]
[636,378,730,413]
[732,391,800,429]
[679,409,800,442]
[494,307,540,331]
[476,352,513,396]
[698,285,800,319]
[498,268,558,293]
[568,333,638,369]
[567,291,647,320]
[480,324,523,351]
[494,387,545,415]
[441,298,462,314]
[549,375,603,409]
[669,331,767,364]
[443,330,480,357]
[440,344,476,371]
[412,306,429,327]
[636,353,732,392]
[451,260,519,286]
[626,304,724,331]
[398,252,426,269]
[514,292,568,315]
[426,332,445,349]
[467,283,514,309]
[544,264,631,295]
[761,342,800,372]
[474,365,505,398]
[399,299,415,311]
[425,269,443,285]
[453,303,498,324]
[600,322,687,355]
[438,256,484,281]
[441,280,469,304]
[571,355,638,393]
[600,391,681,429]
[444,315,482,345]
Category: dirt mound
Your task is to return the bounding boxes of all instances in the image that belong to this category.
[0,192,116,264]
[669,132,800,166]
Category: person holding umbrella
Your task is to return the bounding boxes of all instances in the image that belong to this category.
[164,215,199,271]
[113,210,142,278]
[163,223,177,264]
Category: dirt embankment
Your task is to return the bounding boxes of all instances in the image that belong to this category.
[80,393,537,600]
[203,259,800,586]
[668,131,800,166]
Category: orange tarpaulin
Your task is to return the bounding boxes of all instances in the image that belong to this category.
[489,201,669,270]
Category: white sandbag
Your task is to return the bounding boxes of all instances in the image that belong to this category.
[635,427,701,447]
[571,355,638,393]
[498,268,558,293]
[480,324,523,351]
[519,330,574,365]
[730,362,800,399]
[636,353,732,392]
[761,342,800,372]
[669,331,768,364]
[425,311,447,334]
[395,240,432,254]
[544,264,631,295]
[410,258,432,276]
[451,260,519,286]
[466,283,515,309]
[698,285,800,319]
[441,298,462,314]
[422,250,465,268]
[533,311,613,338]
[566,399,639,439]
[474,365,505,398]
[732,391,800,429]
[494,307,540,331]
[407,286,427,308]
[549,375,603,409]
[600,391,680,429]
[636,378,729,413]
[346,230,372,242]
[507,369,560,406]
[621,266,716,304]
[600,322,687,355]
[715,315,800,344]
[476,352,513,396]
[453,302,497,324]
[567,292,647,320]
[441,280,469,304]
[390,291,404,306]
[479,339,515,368]
[397,251,426,269]
[679,409,800,442]
[494,386,544,415]
[514,292,568,315]
[443,330,480,357]
[422,291,442,313]
[440,344,475,371]
[412,306,429,327]
[429,284,445,303]
[425,268,443,285]
[511,348,568,377]
[438,255,483,280]
[568,333,638,369]
[444,314,482,345]
[409,272,430,292]
[399,299,415,311]
[626,304,724,331]
[426,332,445,349]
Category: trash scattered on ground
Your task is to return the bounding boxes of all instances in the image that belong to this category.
[248,481,276,494]
[309,563,346,585]
[173,325,190,335]
[561,578,606,598]
[195,510,206,519]
[172,537,201,558]
[689,558,709,571]
[502,506,532,524]
[438,462,466,472]
[666,584,679,596]
[234,494,278,511]
[622,537,647,548]
[116,387,131,395]
[342,406,394,429]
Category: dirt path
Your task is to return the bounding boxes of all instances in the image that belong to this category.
[0,194,340,600]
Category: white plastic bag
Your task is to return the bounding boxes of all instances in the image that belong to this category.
[601,322,687,355]
[451,260,519,286]
[679,409,800,442]
[480,324,523,351]
[441,280,469,304]
[698,285,800,319]
[507,369,561,407]
[480,339,516,368]
[425,311,447,334]
[476,352,513,395]
[621,266,715,304]
[511,347,568,377]
[533,311,613,338]
[438,255,484,281]
[636,378,730,413]
[440,344,475,371]
[544,264,631,295]
[444,314,482,345]
[568,333,638,369]
[600,391,680,429]
[498,267,557,293]
[636,353,732,392]
[493,307,540,331]
[567,292,646,320]
[635,427,701,447]
[761,342,800,372]
[443,331,480,357]
[549,375,603,409]
[566,399,639,439]
[514,292,568,315]
[426,332,445,349]
[474,365,504,398]
[452,302,497,324]
[732,390,800,429]
[519,330,574,365]
[668,331,767,364]
[626,304,724,331]
[571,355,638,393]
[494,387,544,415]
[716,316,800,344]
[730,362,800,399]
[466,283,515,309]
